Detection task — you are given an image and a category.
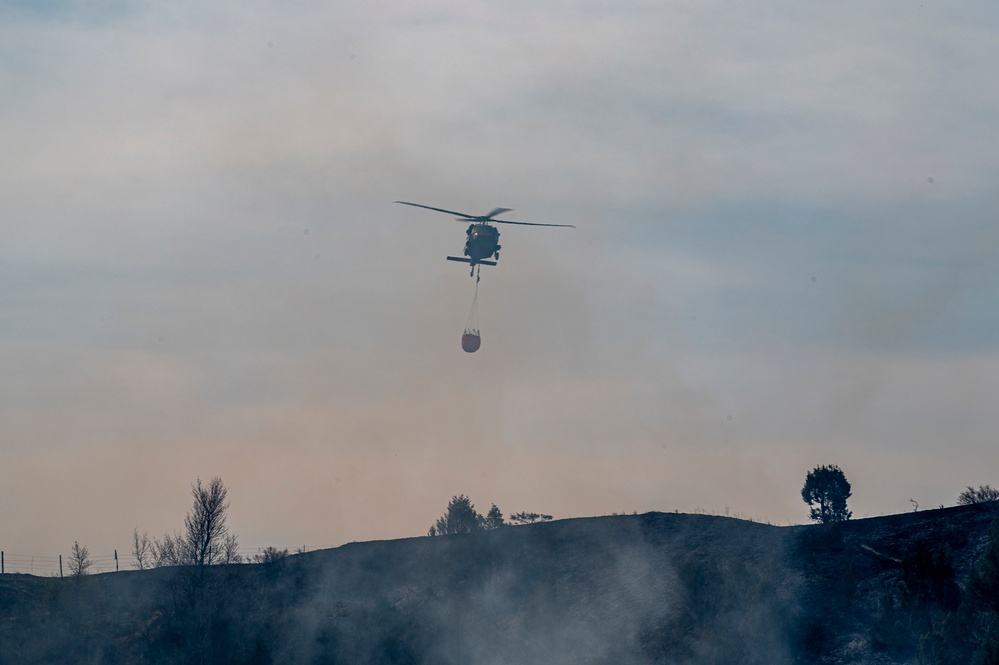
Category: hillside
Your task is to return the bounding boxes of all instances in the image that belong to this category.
[1,505,997,664]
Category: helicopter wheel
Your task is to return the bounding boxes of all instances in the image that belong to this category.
[494,252,499,259]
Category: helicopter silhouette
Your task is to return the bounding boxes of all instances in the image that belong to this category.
[395,201,575,277]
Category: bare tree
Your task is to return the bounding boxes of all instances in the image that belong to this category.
[68,541,92,578]
[184,476,231,567]
[152,531,185,567]
[222,533,241,564]
[132,529,153,570]
[958,484,999,505]
[147,477,237,569]
[252,546,289,563]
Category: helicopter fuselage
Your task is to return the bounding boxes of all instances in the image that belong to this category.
[462,223,501,265]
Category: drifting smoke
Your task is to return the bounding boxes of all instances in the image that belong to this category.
[0,513,804,664]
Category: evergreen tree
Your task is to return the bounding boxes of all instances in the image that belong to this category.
[428,495,483,536]
[801,464,852,524]
[483,503,505,529]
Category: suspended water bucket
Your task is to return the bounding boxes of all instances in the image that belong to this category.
[461,329,481,353]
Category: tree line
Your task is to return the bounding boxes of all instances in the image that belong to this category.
[427,494,553,536]
[427,465,998,538]
[64,467,997,575]
[800,463,998,526]
[68,476,289,577]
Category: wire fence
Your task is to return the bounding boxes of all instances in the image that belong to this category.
[0,546,332,577]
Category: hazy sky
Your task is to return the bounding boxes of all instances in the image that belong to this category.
[3,0,999,561]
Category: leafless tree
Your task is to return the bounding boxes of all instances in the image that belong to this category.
[184,476,232,567]
[147,477,238,569]
[68,541,92,578]
[222,533,241,564]
[252,546,289,563]
[152,531,186,567]
[132,529,153,570]
[958,484,999,505]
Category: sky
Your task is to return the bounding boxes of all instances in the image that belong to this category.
[2,0,999,563]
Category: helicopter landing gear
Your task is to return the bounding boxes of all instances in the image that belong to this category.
[494,252,499,260]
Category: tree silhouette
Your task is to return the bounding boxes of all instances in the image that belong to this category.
[428,494,483,536]
[483,504,505,529]
[184,476,233,567]
[802,465,852,524]
[68,541,92,578]
[149,477,237,567]
[131,529,152,570]
[509,511,553,525]
[151,531,184,567]
[252,547,289,564]
[957,484,999,505]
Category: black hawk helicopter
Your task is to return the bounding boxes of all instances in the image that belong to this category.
[395,201,575,276]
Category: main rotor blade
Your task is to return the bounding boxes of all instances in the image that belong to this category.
[396,200,575,227]
[491,219,576,228]
[395,201,478,219]
[483,207,513,219]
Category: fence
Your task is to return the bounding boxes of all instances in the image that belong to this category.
[0,546,328,576]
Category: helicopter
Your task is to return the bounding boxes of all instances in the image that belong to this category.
[395,201,575,276]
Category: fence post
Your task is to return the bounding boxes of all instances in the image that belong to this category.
[114,549,118,572]
[1,551,4,574]
[59,554,63,578]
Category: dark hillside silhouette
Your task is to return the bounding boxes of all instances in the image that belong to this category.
[0,506,996,663]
